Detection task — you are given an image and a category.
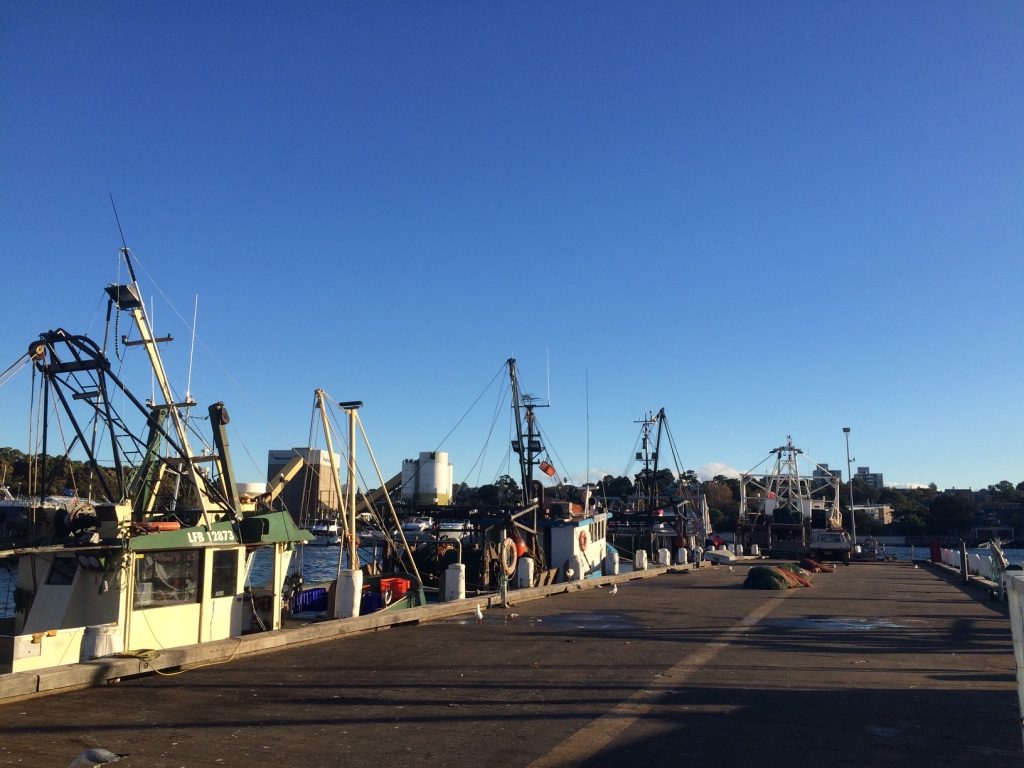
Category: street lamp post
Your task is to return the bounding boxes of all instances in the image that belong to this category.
[843,427,856,550]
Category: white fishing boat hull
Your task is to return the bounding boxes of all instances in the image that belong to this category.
[306,519,341,546]
[546,511,611,581]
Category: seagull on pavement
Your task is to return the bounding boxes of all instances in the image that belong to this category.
[610,584,618,595]
[67,749,128,768]
[474,604,484,623]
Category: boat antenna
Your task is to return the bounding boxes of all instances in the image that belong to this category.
[110,193,128,250]
[546,347,551,406]
[150,296,156,403]
[585,367,590,486]
[109,193,139,283]
[186,294,198,403]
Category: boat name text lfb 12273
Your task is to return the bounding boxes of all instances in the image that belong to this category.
[186,529,239,546]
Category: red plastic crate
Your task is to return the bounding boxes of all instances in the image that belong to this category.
[379,577,410,600]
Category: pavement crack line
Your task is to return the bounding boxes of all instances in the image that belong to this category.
[527,592,791,768]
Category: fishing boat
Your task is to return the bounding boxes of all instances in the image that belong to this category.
[0,245,312,674]
[399,516,433,541]
[422,358,613,590]
[736,436,849,562]
[284,389,428,618]
[606,408,710,562]
[436,519,472,540]
[306,518,342,546]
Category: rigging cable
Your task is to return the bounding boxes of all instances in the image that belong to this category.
[0,353,30,389]
[458,375,511,489]
[354,411,424,584]
[742,451,775,477]
[535,420,575,487]
[621,428,644,479]
[660,417,695,500]
[433,360,507,453]
[121,248,296,458]
[296,400,323,521]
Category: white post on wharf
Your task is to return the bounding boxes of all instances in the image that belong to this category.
[1003,574,1024,751]
[335,400,364,619]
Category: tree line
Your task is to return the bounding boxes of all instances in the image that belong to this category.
[4,446,1021,540]
[0,447,119,500]
[450,467,1024,540]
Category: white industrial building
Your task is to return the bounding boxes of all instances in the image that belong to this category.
[401,451,454,505]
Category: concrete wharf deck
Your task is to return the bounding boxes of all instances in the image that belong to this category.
[0,561,1019,767]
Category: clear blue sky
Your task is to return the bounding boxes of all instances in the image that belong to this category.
[2,2,1021,492]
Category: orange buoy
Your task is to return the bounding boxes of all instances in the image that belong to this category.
[512,532,528,557]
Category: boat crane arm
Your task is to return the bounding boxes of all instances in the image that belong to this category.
[260,454,306,506]
[363,472,402,506]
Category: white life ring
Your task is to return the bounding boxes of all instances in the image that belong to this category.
[500,537,518,577]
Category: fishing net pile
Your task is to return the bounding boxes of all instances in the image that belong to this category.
[799,557,834,573]
[743,563,814,589]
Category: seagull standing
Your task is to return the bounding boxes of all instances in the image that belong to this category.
[610,584,618,595]
[67,749,128,768]
[474,604,484,623]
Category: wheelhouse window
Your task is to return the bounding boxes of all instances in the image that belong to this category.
[211,549,238,598]
[134,550,200,609]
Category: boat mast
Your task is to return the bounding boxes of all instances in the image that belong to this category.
[315,389,348,536]
[633,411,658,511]
[508,359,528,506]
[338,400,363,573]
[651,407,666,506]
[106,247,217,524]
[769,436,805,518]
[508,358,547,508]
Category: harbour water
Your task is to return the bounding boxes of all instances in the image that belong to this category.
[248,543,381,585]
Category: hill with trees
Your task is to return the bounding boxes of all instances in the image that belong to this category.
[3,446,1021,541]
